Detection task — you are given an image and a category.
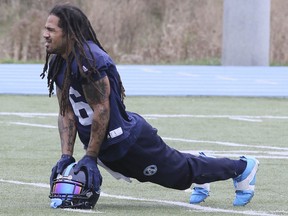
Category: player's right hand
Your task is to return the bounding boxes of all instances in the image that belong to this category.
[50,154,75,189]
[73,155,102,192]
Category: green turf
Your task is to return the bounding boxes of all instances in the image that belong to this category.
[0,95,287,216]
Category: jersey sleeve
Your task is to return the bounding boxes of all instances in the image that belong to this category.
[80,43,111,83]
[81,55,108,83]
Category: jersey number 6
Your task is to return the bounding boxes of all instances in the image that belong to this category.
[69,87,93,126]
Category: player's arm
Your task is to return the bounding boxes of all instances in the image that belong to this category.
[56,86,77,156]
[82,76,110,158]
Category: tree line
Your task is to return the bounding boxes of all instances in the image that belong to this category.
[0,0,287,65]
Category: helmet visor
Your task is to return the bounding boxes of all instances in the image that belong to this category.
[52,180,83,195]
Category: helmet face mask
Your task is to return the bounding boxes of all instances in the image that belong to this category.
[49,162,100,209]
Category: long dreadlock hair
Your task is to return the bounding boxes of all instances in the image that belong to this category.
[40,4,126,115]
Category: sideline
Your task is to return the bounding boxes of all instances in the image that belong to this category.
[0,179,280,216]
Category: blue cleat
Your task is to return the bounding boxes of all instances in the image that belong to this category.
[189,152,213,204]
[233,156,259,206]
[190,183,210,204]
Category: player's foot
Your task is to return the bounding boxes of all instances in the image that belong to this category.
[233,156,259,206]
[190,183,210,204]
[189,152,213,204]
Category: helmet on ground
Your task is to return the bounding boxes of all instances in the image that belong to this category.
[49,162,100,209]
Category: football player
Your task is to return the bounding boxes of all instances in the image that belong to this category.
[42,4,259,208]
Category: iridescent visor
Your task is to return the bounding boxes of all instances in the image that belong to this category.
[53,181,83,195]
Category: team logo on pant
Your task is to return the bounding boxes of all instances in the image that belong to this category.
[143,165,157,176]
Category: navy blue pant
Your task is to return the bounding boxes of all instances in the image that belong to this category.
[103,121,243,190]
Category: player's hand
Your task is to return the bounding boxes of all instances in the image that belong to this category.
[50,154,75,188]
[73,155,102,192]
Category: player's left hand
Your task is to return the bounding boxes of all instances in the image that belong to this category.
[50,154,75,189]
[74,155,102,192]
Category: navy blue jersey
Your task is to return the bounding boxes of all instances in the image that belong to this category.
[51,41,144,161]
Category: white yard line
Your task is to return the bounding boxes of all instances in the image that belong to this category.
[1,112,288,120]
[4,121,288,155]
[8,121,57,128]
[163,137,288,151]
[2,118,288,158]
[142,114,288,120]
[0,112,58,117]
[0,179,281,216]
[63,208,103,214]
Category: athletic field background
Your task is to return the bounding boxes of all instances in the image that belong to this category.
[0,95,287,216]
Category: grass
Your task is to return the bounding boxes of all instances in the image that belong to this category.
[0,95,288,216]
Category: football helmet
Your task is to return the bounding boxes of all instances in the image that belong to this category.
[49,162,100,209]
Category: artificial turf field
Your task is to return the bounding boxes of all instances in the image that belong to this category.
[0,95,287,216]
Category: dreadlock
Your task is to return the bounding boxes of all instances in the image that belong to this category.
[40,4,126,115]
